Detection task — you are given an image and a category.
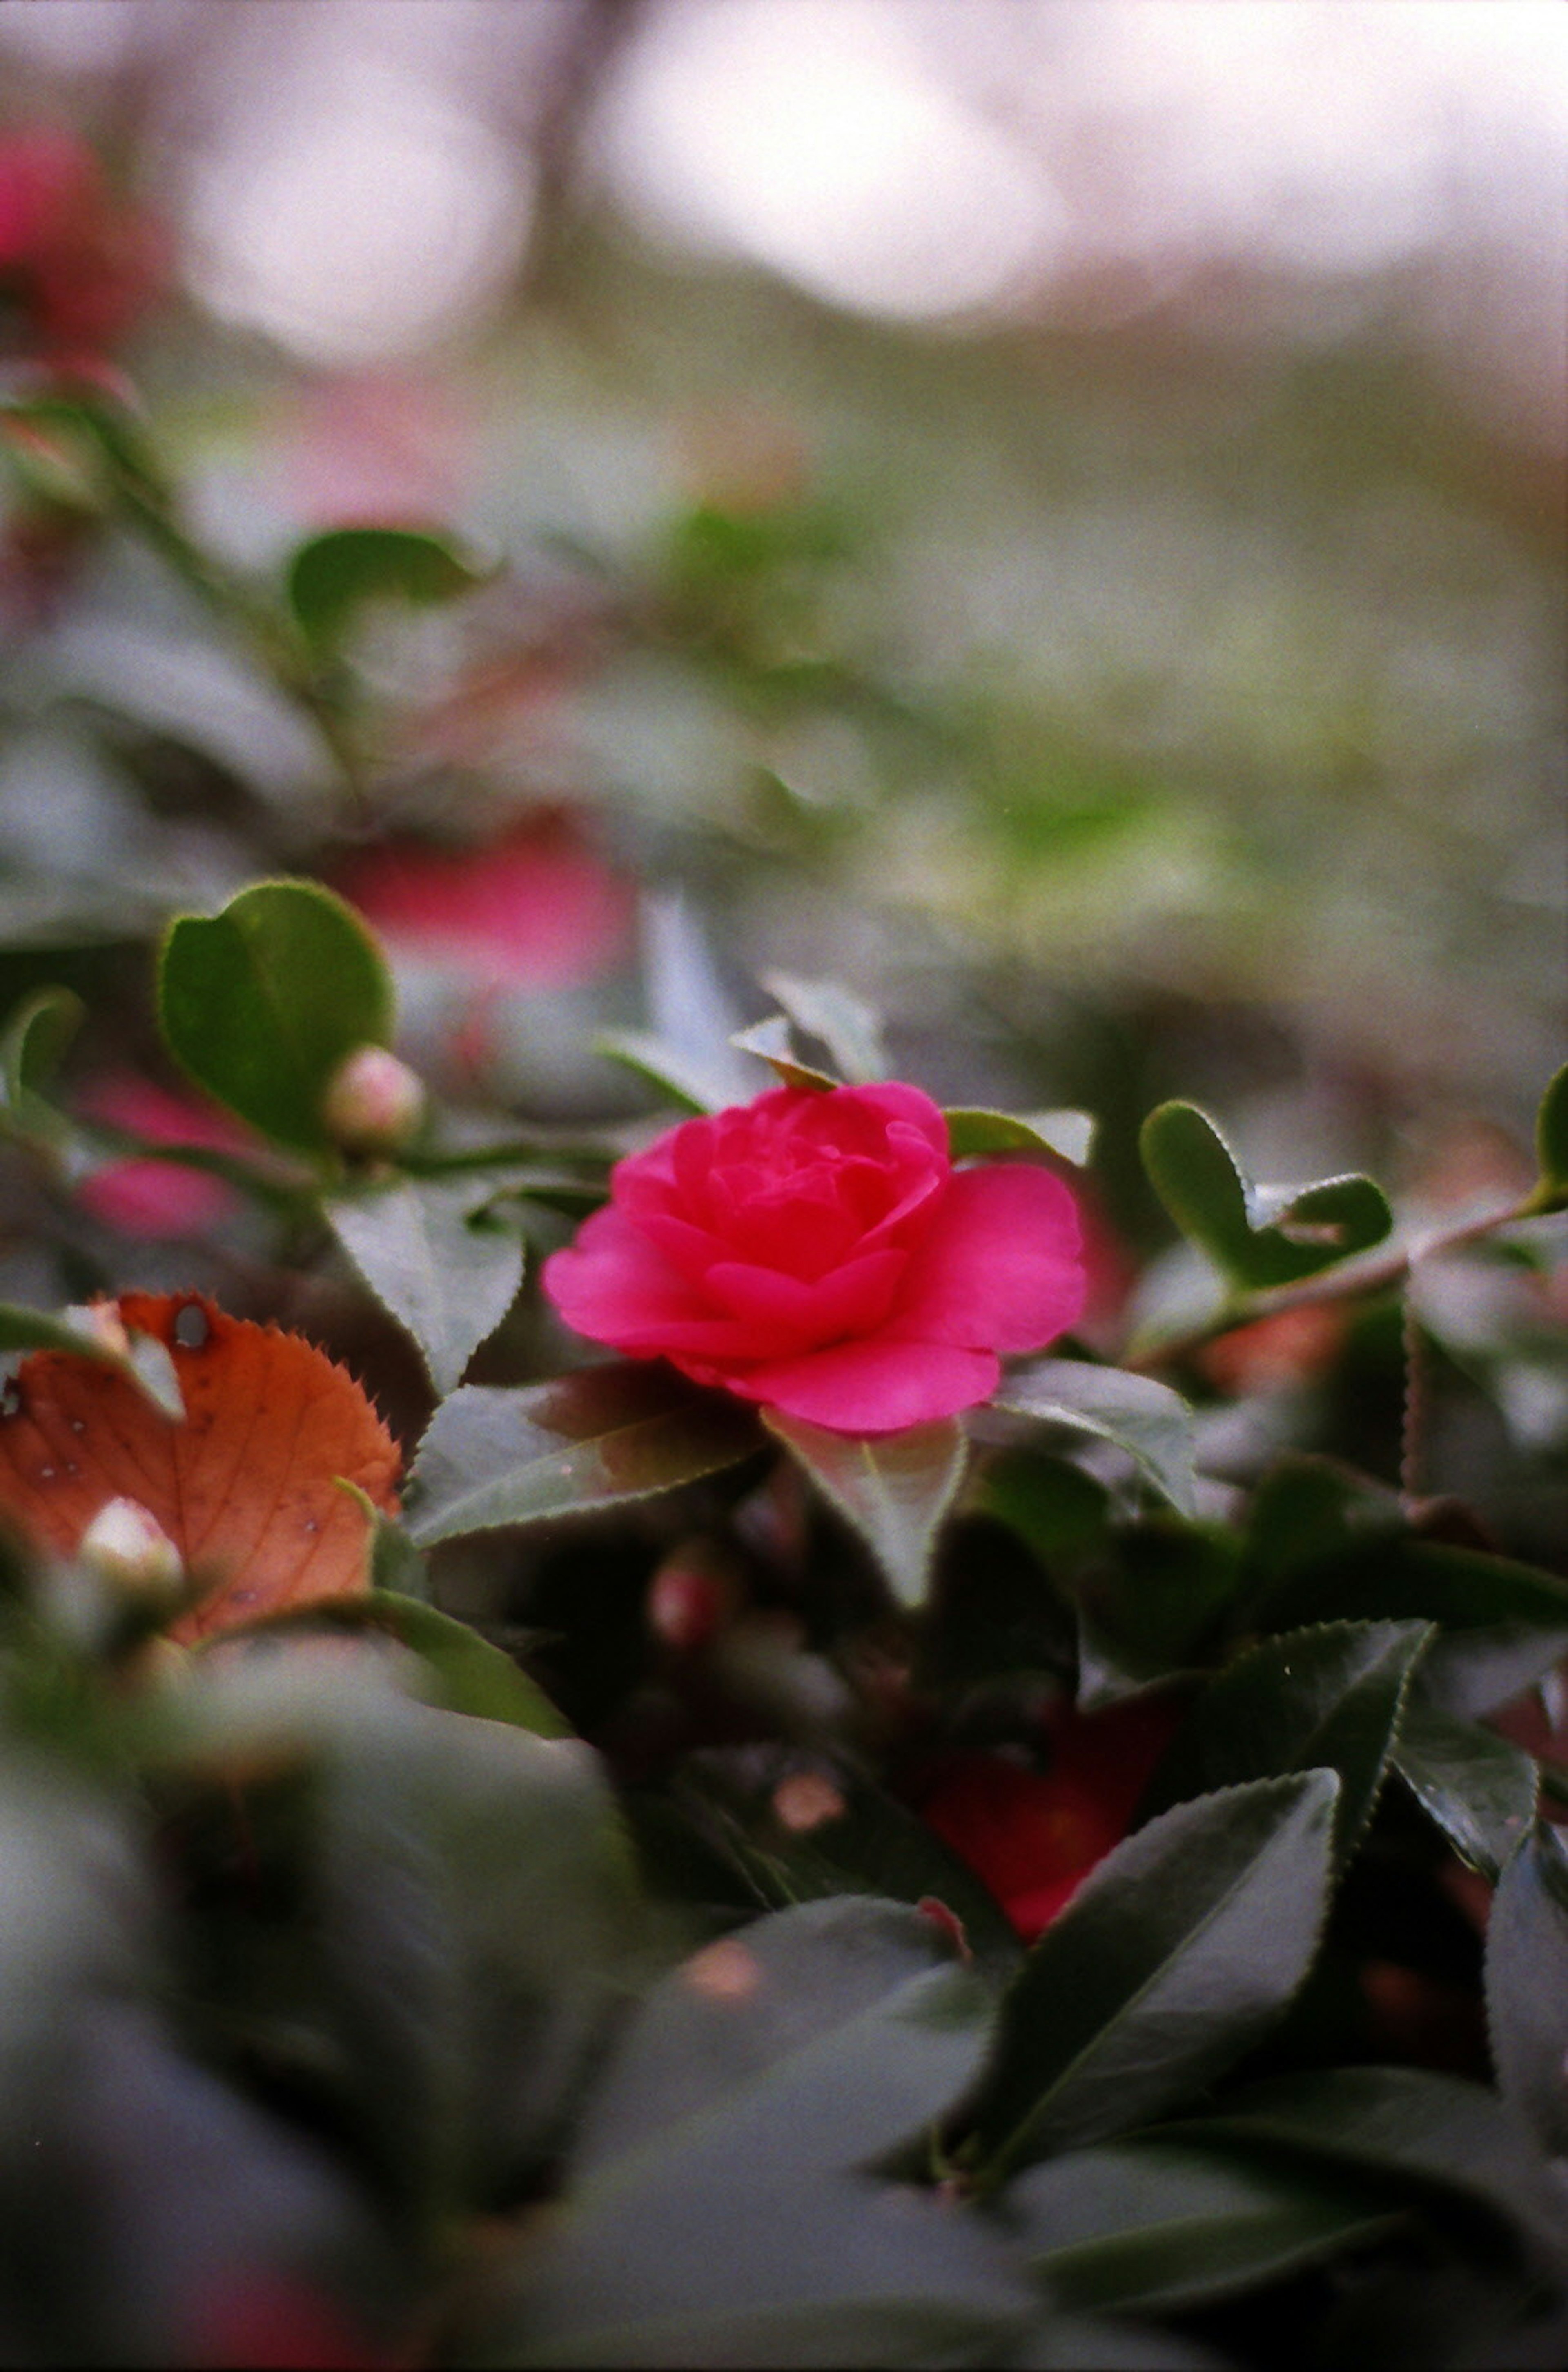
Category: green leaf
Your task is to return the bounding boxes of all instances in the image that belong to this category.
[1136,1620,1432,1868]
[285,524,488,657]
[0,1302,183,1420]
[1531,1062,1568,1213]
[972,1771,1339,2179]
[761,1410,969,1607]
[1140,1102,1392,1292]
[407,1366,764,1546]
[1158,2064,1568,2256]
[1391,1694,1537,1879]
[325,1174,524,1396]
[759,972,891,1083]
[1485,1824,1568,2157]
[593,1029,746,1116]
[1074,1520,1243,1706]
[0,986,82,1144]
[472,1899,1030,2367]
[946,1108,1097,1168]
[994,1360,1198,1518]
[158,880,394,1153]
[728,1014,837,1093]
[1008,2139,1398,2316]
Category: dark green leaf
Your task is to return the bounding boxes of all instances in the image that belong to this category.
[1391,1694,1537,1879]
[1250,1534,1568,1642]
[1008,2139,1398,2315]
[973,1771,1339,2177]
[1016,2314,1238,2369]
[285,524,489,657]
[1157,2065,1568,2256]
[761,1410,968,1606]
[478,2171,1031,2368]
[592,1028,737,1115]
[468,1899,1028,2366]
[1531,1062,1568,1213]
[570,1895,992,2183]
[1140,1101,1392,1292]
[633,892,764,1111]
[759,972,890,1083]
[1074,1520,1243,1706]
[0,985,82,1144]
[158,880,394,1152]
[1136,1620,1432,1867]
[994,1361,1197,1517]
[1485,1824,1568,2156]
[407,1367,764,1546]
[947,1108,1097,1167]
[325,1174,524,1396]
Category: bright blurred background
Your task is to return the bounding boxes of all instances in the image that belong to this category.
[2,0,1564,1219]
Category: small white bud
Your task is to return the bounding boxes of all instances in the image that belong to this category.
[79,1497,185,1603]
[321,1044,426,1155]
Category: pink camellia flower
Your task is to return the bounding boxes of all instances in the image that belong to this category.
[0,127,164,359]
[74,1072,249,1240]
[542,1081,1087,1434]
[336,811,633,994]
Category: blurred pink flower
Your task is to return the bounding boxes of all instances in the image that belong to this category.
[75,1073,248,1241]
[336,811,635,993]
[274,369,472,526]
[0,127,164,359]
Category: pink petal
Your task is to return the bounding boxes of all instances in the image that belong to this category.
[703,1248,906,1353]
[724,1336,1000,1433]
[338,818,633,990]
[541,1206,759,1360]
[76,1159,238,1241]
[891,1165,1087,1356]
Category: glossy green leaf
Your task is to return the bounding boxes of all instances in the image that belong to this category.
[0,985,81,1144]
[1158,2065,1568,2255]
[325,1174,524,1396]
[1140,1101,1392,1291]
[285,524,488,656]
[947,1108,1097,1167]
[1531,1061,1568,1212]
[1391,1694,1537,1879]
[473,1899,1028,2367]
[1136,1620,1432,1867]
[761,1409,969,1606]
[407,1366,764,1546]
[994,1360,1198,1516]
[973,1770,1339,2178]
[158,880,394,1152]
[1009,2139,1397,2315]
[759,972,891,1083]
[0,1302,183,1420]
[1485,1824,1568,2156]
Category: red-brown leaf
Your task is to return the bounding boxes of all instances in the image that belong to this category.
[0,1292,400,1641]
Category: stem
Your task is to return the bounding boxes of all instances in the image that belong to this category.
[1124,1193,1536,1374]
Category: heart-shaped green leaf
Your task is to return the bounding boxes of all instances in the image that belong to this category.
[407,1366,763,1545]
[994,1360,1198,1517]
[159,881,394,1153]
[285,525,489,658]
[1136,1619,1432,1867]
[1530,1061,1568,1213]
[1140,1102,1392,1293]
[762,1409,969,1607]
[973,1770,1339,2178]
[325,1173,525,1396]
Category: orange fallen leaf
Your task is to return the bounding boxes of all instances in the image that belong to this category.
[0,1292,400,1642]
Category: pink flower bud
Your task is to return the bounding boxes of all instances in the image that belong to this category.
[320,1045,425,1155]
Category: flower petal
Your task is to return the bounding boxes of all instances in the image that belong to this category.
[541,1208,758,1359]
[724,1336,999,1433]
[891,1165,1086,1355]
[704,1248,906,1354]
